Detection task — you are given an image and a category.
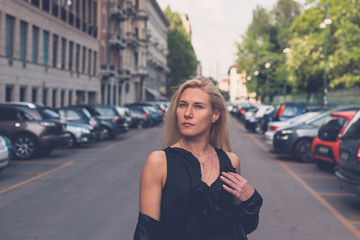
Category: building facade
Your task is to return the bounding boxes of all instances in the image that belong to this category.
[228,63,248,104]
[0,0,100,107]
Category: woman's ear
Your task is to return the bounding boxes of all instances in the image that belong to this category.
[212,110,220,123]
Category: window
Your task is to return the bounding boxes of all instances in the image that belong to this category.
[52,0,59,17]
[82,46,86,73]
[75,44,80,72]
[134,51,138,67]
[53,34,59,67]
[52,89,57,108]
[0,108,18,121]
[32,88,38,103]
[43,30,49,65]
[61,90,65,107]
[107,85,111,104]
[31,0,40,7]
[113,85,116,105]
[5,15,15,58]
[88,49,92,74]
[343,112,360,139]
[88,0,92,22]
[42,0,50,12]
[32,26,39,63]
[68,90,73,105]
[102,8,106,30]
[20,21,28,61]
[69,41,73,70]
[93,51,97,75]
[101,45,106,62]
[6,86,13,102]
[43,88,48,105]
[61,38,66,69]
[20,87,27,102]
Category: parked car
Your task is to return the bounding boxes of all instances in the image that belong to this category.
[128,107,149,129]
[0,102,70,159]
[273,105,360,162]
[241,105,258,122]
[335,110,360,195]
[311,111,357,171]
[271,102,328,122]
[56,106,101,140]
[76,104,129,140]
[0,135,11,173]
[245,105,274,133]
[63,122,94,148]
[265,111,321,150]
[126,102,165,119]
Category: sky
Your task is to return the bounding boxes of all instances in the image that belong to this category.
[156,0,306,81]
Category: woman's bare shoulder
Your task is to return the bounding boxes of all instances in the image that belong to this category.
[145,150,167,169]
[225,151,240,173]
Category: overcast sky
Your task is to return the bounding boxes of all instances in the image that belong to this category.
[156,0,306,80]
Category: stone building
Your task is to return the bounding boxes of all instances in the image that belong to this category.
[0,0,100,107]
[228,63,248,104]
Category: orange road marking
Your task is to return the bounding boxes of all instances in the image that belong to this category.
[319,192,357,197]
[236,120,360,239]
[0,161,74,196]
[11,160,68,165]
[298,174,336,179]
[103,126,158,151]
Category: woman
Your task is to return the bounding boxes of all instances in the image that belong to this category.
[134,78,262,240]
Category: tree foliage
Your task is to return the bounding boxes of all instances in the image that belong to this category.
[164,7,198,96]
[236,0,360,101]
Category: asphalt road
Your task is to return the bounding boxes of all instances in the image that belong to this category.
[0,117,359,240]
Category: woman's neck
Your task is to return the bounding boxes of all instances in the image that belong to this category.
[179,138,212,157]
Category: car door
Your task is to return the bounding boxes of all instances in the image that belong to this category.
[0,107,24,137]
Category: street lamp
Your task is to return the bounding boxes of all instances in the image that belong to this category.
[265,62,271,104]
[254,70,259,102]
[320,4,331,105]
[282,40,291,102]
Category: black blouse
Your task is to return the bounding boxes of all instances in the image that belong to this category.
[134,147,263,240]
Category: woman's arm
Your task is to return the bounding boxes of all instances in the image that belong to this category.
[139,150,166,220]
[134,151,166,240]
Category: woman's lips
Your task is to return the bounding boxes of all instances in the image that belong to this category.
[182,122,194,127]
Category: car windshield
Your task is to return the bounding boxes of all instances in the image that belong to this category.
[288,112,320,124]
[82,108,92,118]
[39,108,60,119]
[282,105,299,117]
[342,110,360,139]
[95,107,117,117]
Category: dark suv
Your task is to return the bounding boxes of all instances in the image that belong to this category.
[0,102,70,159]
[75,104,129,140]
[335,110,360,195]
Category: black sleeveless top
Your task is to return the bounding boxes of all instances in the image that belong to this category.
[157,147,262,240]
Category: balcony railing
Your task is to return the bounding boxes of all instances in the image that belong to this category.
[126,31,138,47]
[109,3,127,20]
[99,64,116,78]
[135,9,148,19]
[109,34,127,49]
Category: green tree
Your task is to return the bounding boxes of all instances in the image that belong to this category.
[164,7,198,96]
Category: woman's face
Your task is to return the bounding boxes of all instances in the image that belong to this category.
[176,88,219,138]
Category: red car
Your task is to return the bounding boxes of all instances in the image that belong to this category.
[311,111,357,171]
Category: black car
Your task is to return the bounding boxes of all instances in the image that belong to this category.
[56,106,101,140]
[273,105,360,162]
[0,102,70,159]
[76,104,129,140]
[335,110,360,195]
[128,107,149,129]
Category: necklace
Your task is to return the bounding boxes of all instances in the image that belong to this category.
[178,140,212,170]
[203,152,213,184]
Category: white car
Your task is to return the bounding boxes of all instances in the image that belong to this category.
[265,112,321,149]
[0,135,11,173]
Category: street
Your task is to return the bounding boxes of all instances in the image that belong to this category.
[0,117,360,240]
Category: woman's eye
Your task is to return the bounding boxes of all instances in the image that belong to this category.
[179,103,187,108]
[195,105,203,109]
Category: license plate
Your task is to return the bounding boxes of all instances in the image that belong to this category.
[318,146,329,154]
[340,151,349,161]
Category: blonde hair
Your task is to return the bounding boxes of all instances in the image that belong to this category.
[163,77,232,151]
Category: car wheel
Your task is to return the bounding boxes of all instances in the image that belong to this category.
[136,120,145,130]
[294,139,313,163]
[66,134,77,148]
[254,123,262,134]
[13,135,38,160]
[100,126,111,140]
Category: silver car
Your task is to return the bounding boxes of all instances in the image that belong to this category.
[0,135,11,173]
[64,122,93,148]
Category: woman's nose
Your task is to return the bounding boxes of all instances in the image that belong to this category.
[184,107,193,118]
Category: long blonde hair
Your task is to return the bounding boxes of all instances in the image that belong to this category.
[163,77,232,151]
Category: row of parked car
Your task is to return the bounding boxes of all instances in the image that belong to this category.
[229,102,360,196]
[0,101,168,172]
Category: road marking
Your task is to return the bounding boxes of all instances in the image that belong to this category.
[0,161,74,196]
[236,120,360,239]
[11,160,68,165]
[2,171,43,175]
[103,127,158,151]
[319,192,357,197]
[298,174,336,179]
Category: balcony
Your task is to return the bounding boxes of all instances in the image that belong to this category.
[126,31,139,48]
[110,3,127,20]
[109,34,127,49]
[126,0,134,14]
[135,9,148,20]
[99,64,116,78]
[135,66,148,76]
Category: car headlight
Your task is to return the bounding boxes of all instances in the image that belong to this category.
[80,128,91,134]
[280,130,294,135]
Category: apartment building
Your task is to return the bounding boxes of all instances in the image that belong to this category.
[0,0,100,107]
[229,63,248,104]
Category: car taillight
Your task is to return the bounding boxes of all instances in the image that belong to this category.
[40,121,56,127]
[143,113,149,117]
[240,109,245,114]
[113,116,121,122]
[357,145,360,164]
[270,126,279,131]
[278,104,285,116]
[89,119,97,127]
